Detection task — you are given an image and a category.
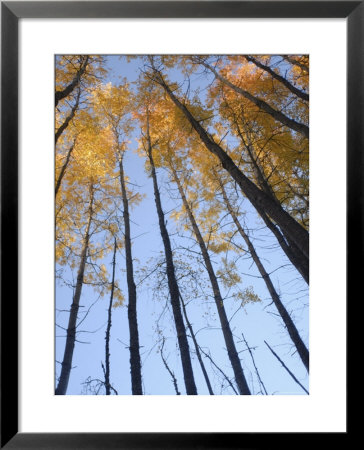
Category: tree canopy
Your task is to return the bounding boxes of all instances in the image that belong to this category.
[55,55,309,396]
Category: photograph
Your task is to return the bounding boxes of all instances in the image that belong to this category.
[55,54,309,396]
[2,0,355,444]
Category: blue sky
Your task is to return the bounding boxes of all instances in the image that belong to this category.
[55,55,309,395]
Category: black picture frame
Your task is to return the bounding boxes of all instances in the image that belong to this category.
[1,1,356,448]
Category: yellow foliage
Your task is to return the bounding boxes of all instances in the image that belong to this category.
[236,286,262,307]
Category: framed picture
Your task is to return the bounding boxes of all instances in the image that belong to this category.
[1,1,356,447]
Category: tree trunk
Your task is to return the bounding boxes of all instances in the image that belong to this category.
[259,210,309,284]
[55,56,89,107]
[160,336,181,395]
[145,117,197,395]
[224,105,309,283]
[56,183,94,395]
[265,341,309,394]
[244,56,309,101]
[171,166,251,395]
[233,122,309,282]
[118,154,143,395]
[198,345,239,395]
[195,58,309,138]
[55,137,76,197]
[282,56,309,74]
[55,87,81,144]
[180,293,214,395]
[219,178,309,372]
[241,333,268,395]
[105,238,117,395]
[150,68,309,260]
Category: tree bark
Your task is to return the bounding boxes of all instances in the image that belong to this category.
[198,347,239,395]
[219,178,309,372]
[55,56,89,107]
[223,95,309,278]
[55,138,76,197]
[55,87,81,144]
[160,336,181,395]
[282,56,309,74]
[171,166,251,395]
[195,58,309,138]
[241,333,268,395]
[233,118,309,283]
[180,293,214,395]
[265,340,309,394]
[150,69,309,260]
[244,56,309,101]
[105,238,117,395]
[56,183,94,395]
[225,104,309,283]
[259,211,309,284]
[118,153,143,395]
[145,117,197,395]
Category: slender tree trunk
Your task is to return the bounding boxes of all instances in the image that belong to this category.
[160,336,181,395]
[259,210,309,284]
[218,178,309,372]
[171,166,251,395]
[118,153,143,395]
[227,105,309,283]
[105,238,117,395]
[55,56,89,107]
[149,67,309,260]
[282,56,309,74]
[145,117,197,395]
[55,87,81,144]
[240,136,310,283]
[180,293,214,395]
[56,184,94,395]
[198,346,239,395]
[194,57,309,138]
[55,137,76,197]
[265,340,309,394]
[236,123,278,202]
[239,132,309,282]
[244,56,309,101]
[241,333,268,395]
